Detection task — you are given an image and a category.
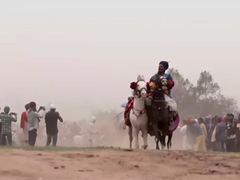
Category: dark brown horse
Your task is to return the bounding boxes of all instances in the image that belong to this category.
[149,78,171,150]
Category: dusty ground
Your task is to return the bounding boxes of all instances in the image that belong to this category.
[0,148,240,180]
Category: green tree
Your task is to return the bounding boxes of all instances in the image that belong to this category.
[168,68,197,118]
[218,95,239,115]
[168,69,239,118]
[195,71,220,99]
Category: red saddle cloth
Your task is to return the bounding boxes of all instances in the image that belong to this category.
[124,99,134,127]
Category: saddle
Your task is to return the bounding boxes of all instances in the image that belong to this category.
[124,99,134,127]
[146,94,178,136]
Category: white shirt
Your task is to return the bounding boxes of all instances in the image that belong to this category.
[27,110,45,131]
[180,125,187,136]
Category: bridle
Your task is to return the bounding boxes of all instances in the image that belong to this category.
[134,80,148,99]
[132,79,147,117]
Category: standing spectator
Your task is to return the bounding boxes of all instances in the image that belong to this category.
[209,116,218,150]
[236,114,240,152]
[198,117,208,142]
[45,104,63,147]
[20,103,30,145]
[0,112,5,145]
[215,117,227,151]
[188,120,206,151]
[185,117,195,150]
[180,119,189,150]
[27,102,45,147]
[0,112,2,140]
[0,106,17,146]
[226,113,237,152]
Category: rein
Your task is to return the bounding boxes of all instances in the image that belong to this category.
[132,107,146,117]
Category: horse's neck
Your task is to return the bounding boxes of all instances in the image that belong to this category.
[133,97,145,109]
[154,91,165,100]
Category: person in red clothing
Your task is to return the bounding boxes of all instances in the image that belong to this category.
[123,96,134,129]
[20,103,30,145]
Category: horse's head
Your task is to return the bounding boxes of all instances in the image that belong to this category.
[130,75,148,99]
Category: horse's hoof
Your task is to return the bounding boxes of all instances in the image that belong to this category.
[142,145,148,149]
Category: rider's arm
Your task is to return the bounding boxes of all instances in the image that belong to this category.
[166,74,175,90]
[148,75,157,92]
[149,76,155,83]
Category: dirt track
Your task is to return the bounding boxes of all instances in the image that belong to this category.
[0,148,239,180]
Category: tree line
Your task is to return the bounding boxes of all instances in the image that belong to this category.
[168,68,239,118]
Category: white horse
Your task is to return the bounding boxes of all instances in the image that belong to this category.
[128,75,148,149]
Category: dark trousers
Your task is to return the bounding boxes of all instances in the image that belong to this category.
[46,134,58,146]
[226,138,236,152]
[0,122,2,134]
[28,129,37,146]
[0,133,12,146]
[0,122,2,142]
[215,140,226,152]
[236,139,240,152]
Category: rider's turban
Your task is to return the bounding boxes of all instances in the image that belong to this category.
[159,61,169,70]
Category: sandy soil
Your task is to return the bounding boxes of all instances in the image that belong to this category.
[0,148,239,180]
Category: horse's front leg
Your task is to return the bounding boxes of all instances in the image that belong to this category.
[152,122,160,150]
[132,127,140,149]
[155,137,160,150]
[167,132,173,150]
[161,128,169,150]
[160,134,166,150]
[128,126,133,149]
[141,124,148,149]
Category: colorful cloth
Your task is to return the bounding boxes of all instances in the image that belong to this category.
[149,73,174,96]
[20,111,29,141]
[20,111,27,129]
[0,113,17,134]
[123,98,134,126]
[124,99,134,118]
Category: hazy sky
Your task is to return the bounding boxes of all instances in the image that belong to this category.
[0,0,239,119]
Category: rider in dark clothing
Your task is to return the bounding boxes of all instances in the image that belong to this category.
[146,61,175,135]
[148,60,175,97]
